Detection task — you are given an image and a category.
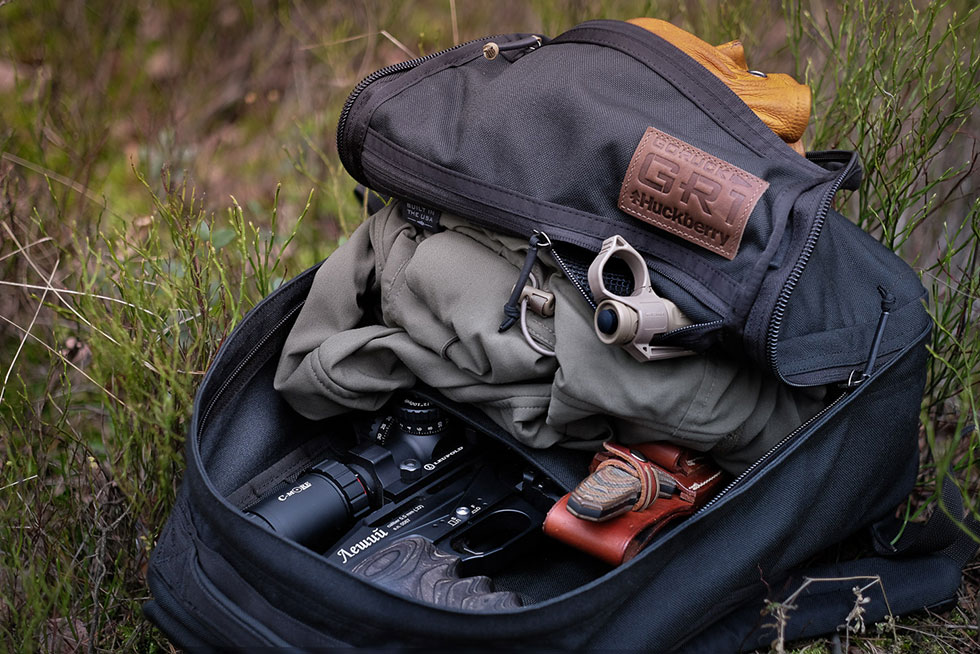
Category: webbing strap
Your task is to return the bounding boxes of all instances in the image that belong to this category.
[873,474,980,565]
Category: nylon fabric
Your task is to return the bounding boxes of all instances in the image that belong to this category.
[273,202,825,473]
[144,247,939,652]
[145,18,948,653]
[346,20,870,381]
[775,209,931,384]
[343,20,934,384]
[584,335,927,650]
[375,41,802,281]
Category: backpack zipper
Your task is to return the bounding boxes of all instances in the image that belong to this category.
[357,116,733,336]
[336,34,542,176]
[198,302,305,439]
[691,315,924,521]
[844,285,896,388]
[549,243,725,344]
[549,244,599,310]
[693,389,849,517]
[653,319,724,341]
[765,154,860,380]
[481,35,544,60]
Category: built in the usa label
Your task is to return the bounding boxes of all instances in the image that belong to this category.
[402,202,443,232]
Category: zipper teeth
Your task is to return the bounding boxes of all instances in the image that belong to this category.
[549,245,598,310]
[657,319,724,339]
[694,390,849,516]
[687,471,722,492]
[360,129,729,327]
[336,34,519,174]
[551,242,725,336]
[198,302,305,441]
[766,157,858,378]
[693,158,857,516]
[365,149,561,248]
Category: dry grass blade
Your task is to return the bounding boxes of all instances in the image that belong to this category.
[0,258,58,406]
[0,280,157,314]
[299,32,373,51]
[0,312,126,408]
[450,0,459,44]
[1,222,123,347]
[379,29,417,58]
[0,236,54,263]
[0,474,39,492]
[1,152,117,218]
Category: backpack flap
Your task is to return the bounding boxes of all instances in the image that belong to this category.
[337,19,929,384]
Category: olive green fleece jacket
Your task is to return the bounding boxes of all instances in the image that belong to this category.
[274,202,825,474]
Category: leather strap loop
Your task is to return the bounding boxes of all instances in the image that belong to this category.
[544,442,726,565]
[598,443,667,512]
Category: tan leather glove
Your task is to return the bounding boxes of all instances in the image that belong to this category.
[628,18,809,154]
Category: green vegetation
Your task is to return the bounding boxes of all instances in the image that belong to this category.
[1,1,977,651]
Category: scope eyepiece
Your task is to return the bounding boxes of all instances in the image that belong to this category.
[245,459,369,552]
[244,394,458,552]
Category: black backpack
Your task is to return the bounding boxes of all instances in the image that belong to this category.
[143,20,978,651]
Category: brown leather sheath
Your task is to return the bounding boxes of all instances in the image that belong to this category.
[543,442,725,565]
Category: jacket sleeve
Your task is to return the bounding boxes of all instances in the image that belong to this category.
[273,204,418,419]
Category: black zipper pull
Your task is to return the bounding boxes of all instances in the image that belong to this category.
[499,231,551,332]
[482,35,543,60]
[847,285,896,388]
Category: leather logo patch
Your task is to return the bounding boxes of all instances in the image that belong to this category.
[619,127,768,260]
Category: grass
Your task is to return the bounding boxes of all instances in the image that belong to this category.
[0,0,978,651]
